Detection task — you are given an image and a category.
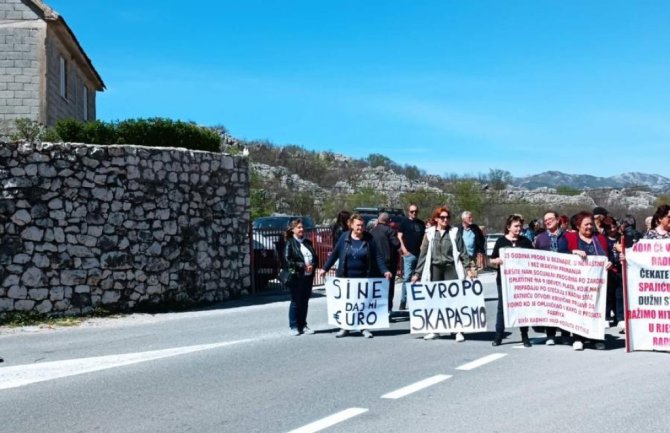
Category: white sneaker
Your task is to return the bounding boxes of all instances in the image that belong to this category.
[455,332,465,342]
[617,321,625,329]
[545,338,555,346]
[573,341,584,351]
[594,342,606,350]
[361,329,374,339]
[290,328,300,336]
[302,326,315,335]
[423,332,440,340]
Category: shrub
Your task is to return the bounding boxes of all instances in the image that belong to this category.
[556,185,581,196]
[53,117,221,152]
[9,118,60,142]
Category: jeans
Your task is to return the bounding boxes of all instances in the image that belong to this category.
[288,274,314,330]
[611,272,624,322]
[400,253,418,303]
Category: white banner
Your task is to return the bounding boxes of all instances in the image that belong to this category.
[325,277,390,330]
[625,239,670,352]
[408,279,487,334]
[500,248,608,340]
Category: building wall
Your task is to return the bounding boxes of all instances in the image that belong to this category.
[45,25,96,127]
[0,142,251,316]
[0,0,44,133]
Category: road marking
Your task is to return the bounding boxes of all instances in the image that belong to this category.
[0,338,254,391]
[455,353,507,371]
[380,374,452,399]
[287,407,368,433]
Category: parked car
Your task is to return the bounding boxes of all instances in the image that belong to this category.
[486,232,504,257]
[252,232,280,290]
[353,207,406,217]
[252,215,317,245]
[353,207,406,232]
[359,213,406,232]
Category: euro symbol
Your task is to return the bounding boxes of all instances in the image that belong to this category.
[333,310,341,325]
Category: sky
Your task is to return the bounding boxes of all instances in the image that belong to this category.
[48,0,670,178]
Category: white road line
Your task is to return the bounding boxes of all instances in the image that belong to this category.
[0,338,255,391]
[380,374,452,399]
[287,407,368,433]
[455,353,507,371]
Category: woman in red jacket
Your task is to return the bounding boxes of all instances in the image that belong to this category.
[565,211,612,351]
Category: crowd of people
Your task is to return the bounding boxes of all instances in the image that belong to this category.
[279,203,670,351]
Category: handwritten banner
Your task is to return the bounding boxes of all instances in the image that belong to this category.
[625,239,670,352]
[500,248,608,340]
[408,279,487,334]
[325,277,390,330]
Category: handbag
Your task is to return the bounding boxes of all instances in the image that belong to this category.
[278,268,297,285]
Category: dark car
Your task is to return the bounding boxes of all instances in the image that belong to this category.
[252,215,317,245]
[252,232,280,290]
[353,207,406,217]
[252,215,318,271]
[359,212,406,232]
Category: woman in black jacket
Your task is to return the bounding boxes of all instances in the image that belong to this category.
[283,218,319,336]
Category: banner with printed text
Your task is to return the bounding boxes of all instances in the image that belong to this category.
[625,239,670,352]
[325,277,390,331]
[500,248,608,340]
[408,279,487,334]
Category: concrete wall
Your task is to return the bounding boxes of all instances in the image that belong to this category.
[0,142,251,316]
[0,0,44,133]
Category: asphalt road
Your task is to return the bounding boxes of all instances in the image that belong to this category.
[1,274,667,433]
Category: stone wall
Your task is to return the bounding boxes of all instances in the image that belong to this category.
[0,141,251,316]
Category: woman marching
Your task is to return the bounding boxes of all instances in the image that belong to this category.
[411,206,477,342]
[284,218,319,336]
[319,214,393,338]
[490,214,534,347]
[565,211,612,350]
[644,204,670,239]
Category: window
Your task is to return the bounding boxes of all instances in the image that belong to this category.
[59,56,67,98]
[83,86,88,120]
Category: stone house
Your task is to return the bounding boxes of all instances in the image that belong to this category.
[0,0,104,135]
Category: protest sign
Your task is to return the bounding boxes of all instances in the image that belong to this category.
[624,239,670,352]
[500,248,608,340]
[325,277,389,330]
[408,278,486,334]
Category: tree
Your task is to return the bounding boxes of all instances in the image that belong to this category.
[398,190,451,215]
[487,168,513,191]
[366,153,392,168]
[452,180,486,216]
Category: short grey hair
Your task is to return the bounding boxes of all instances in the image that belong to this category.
[378,212,390,224]
[461,211,472,220]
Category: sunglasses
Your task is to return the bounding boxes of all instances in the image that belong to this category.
[437,215,450,220]
[409,210,418,213]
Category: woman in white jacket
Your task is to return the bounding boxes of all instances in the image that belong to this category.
[411,207,476,342]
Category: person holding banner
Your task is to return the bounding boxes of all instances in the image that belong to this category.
[411,207,476,342]
[565,211,612,351]
[284,219,319,336]
[490,214,534,347]
[533,210,570,345]
[319,213,393,338]
[644,204,670,239]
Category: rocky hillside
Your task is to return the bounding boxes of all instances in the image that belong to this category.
[513,171,670,193]
[220,137,664,223]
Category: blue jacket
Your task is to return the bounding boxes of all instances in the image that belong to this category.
[323,231,390,278]
[533,230,569,253]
